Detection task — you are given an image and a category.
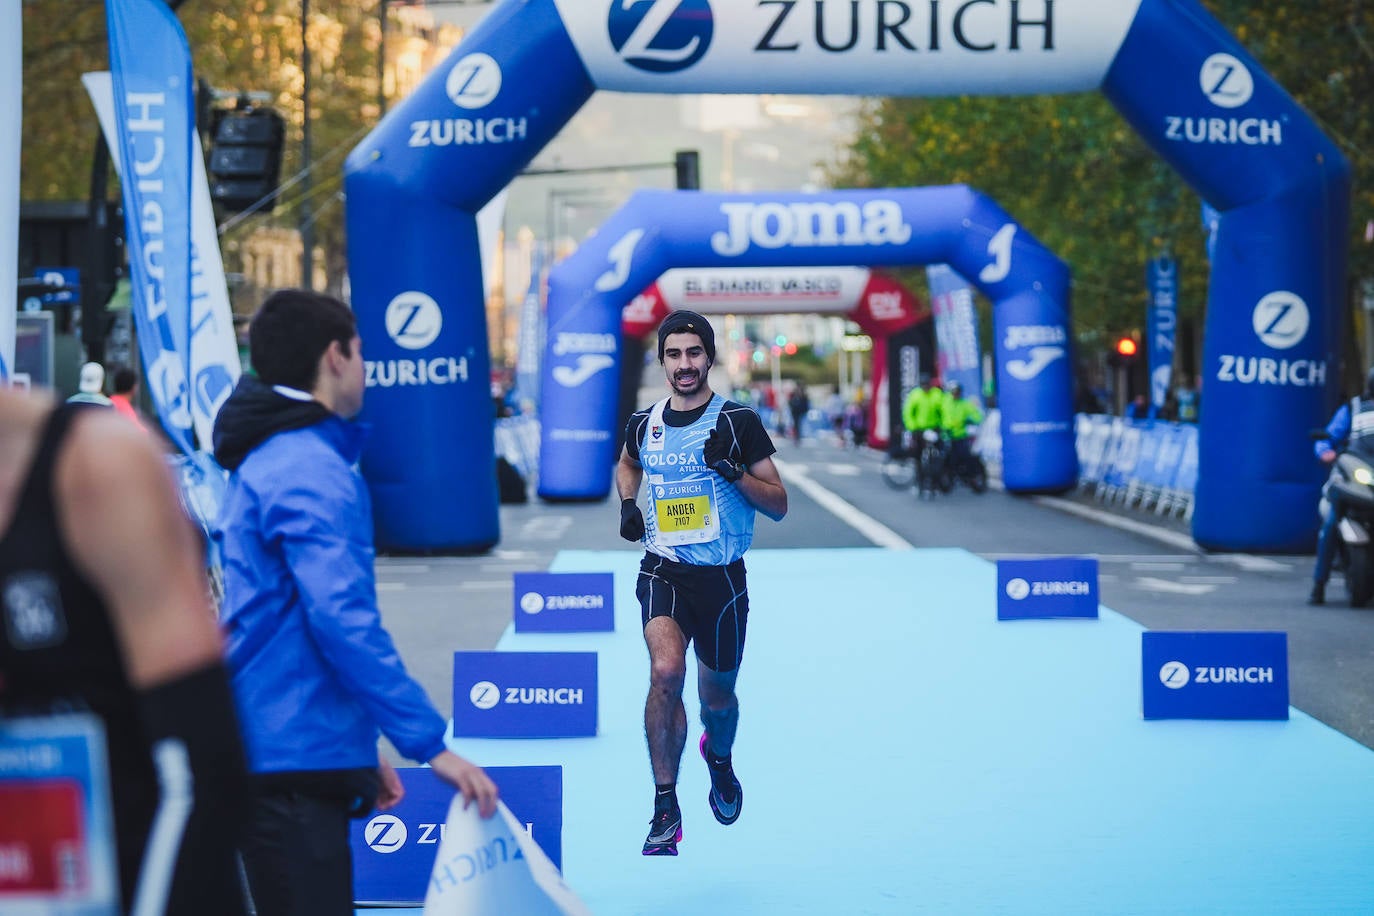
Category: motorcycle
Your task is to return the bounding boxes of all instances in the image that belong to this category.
[1319,440,1374,607]
[945,438,988,494]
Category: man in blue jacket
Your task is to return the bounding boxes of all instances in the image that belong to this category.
[213,289,497,916]
[1309,368,1374,605]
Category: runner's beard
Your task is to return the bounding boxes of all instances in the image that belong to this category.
[670,370,704,397]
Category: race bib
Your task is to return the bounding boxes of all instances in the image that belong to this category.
[652,479,719,547]
[0,713,119,914]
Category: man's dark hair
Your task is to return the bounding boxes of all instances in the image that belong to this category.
[111,366,137,394]
[249,289,357,391]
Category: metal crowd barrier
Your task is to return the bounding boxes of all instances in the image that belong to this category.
[976,411,1197,520]
[1075,414,1198,520]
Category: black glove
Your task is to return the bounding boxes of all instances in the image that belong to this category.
[704,429,745,483]
[619,497,645,541]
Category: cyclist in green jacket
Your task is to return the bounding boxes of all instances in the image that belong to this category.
[901,374,947,493]
[942,381,985,484]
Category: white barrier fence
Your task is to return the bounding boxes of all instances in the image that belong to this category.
[976,410,1198,520]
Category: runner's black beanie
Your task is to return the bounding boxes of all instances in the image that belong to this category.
[657,310,715,364]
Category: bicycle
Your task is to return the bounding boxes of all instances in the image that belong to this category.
[881,430,949,493]
[881,446,917,490]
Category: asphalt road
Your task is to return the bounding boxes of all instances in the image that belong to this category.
[378,436,1374,753]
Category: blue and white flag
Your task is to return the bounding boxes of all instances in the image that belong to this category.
[0,0,19,383]
[1200,202,1221,262]
[85,71,242,449]
[925,264,983,406]
[1146,256,1177,414]
[106,0,195,452]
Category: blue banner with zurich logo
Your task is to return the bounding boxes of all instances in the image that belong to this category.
[106,0,194,454]
[1146,256,1177,415]
[513,572,615,633]
[453,651,597,738]
[1142,631,1288,720]
[351,765,563,905]
[997,557,1099,620]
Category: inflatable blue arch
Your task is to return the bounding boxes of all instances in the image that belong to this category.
[538,186,1073,498]
[345,0,1349,553]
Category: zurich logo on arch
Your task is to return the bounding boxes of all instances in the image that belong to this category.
[446,53,502,109]
[1252,291,1309,350]
[385,291,443,350]
[608,0,713,74]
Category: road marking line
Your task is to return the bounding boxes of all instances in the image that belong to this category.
[1135,576,1217,596]
[774,459,912,550]
[1032,495,1201,553]
[1210,554,1290,572]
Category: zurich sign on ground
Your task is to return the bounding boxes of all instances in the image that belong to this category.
[513,572,614,633]
[1142,632,1289,720]
[997,557,1099,620]
[453,651,598,738]
[351,765,563,905]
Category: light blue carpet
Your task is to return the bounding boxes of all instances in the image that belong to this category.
[370,548,1374,914]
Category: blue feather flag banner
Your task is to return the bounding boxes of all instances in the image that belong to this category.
[106,0,195,452]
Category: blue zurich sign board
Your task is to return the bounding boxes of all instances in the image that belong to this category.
[351,765,563,905]
[513,572,615,633]
[996,557,1099,620]
[452,651,598,738]
[34,267,80,305]
[1142,631,1289,720]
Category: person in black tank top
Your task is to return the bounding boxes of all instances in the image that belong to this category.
[0,392,248,914]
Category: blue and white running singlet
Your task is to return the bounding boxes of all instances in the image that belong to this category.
[638,395,756,566]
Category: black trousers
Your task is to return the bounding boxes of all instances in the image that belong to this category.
[240,790,356,916]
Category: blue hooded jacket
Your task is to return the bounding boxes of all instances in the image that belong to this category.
[213,378,447,773]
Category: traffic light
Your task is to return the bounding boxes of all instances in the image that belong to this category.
[208,106,286,212]
[674,149,700,190]
[1115,335,1139,361]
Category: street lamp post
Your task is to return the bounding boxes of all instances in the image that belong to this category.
[377,0,389,117]
[300,0,314,290]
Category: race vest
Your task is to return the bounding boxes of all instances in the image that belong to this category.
[639,395,756,566]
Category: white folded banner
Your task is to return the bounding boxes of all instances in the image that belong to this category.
[423,798,589,916]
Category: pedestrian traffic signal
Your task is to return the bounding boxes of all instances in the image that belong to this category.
[208,106,286,213]
[674,149,700,191]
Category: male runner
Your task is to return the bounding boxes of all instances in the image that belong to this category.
[0,388,248,914]
[616,310,788,855]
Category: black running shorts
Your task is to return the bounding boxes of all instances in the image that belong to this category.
[636,553,749,673]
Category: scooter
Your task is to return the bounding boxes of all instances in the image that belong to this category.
[1321,443,1374,607]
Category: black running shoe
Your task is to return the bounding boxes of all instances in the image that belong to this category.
[642,804,682,856]
[699,733,743,826]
